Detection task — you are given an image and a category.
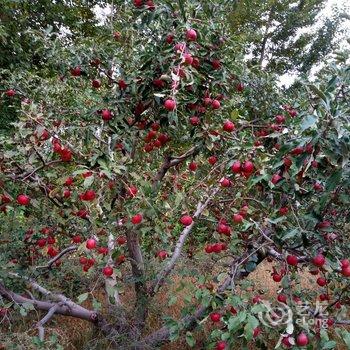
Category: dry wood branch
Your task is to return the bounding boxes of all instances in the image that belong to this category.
[0,282,97,322]
[37,304,59,341]
[1,276,126,342]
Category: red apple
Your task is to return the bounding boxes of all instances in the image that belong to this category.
[317,277,327,286]
[189,161,197,172]
[236,82,244,92]
[271,173,282,184]
[191,57,200,68]
[102,266,113,277]
[166,34,174,44]
[157,250,168,260]
[216,341,226,350]
[210,312,221,322]
[37,238,46,248]
[341,266,350,277]
[283,158,292,167]
[277,294,287,303]
[164,99,176,111]
[86,239,96,250]
[220,178,231,187]
[241,161,254,174]
[312,254,326,267]
[79,257,88,265]
[211,59,221,70]
[341,259,350,268]
[118,80,127,90]
[101,109,112,121]
[275,115,285,124]
[92,79,101,88]
[180,215,193,226]
[291,146,303,155]
[133,0,143,7]
[70,66,81,76]
[205,244,213,253]
[6,89,16,97]
[279,207,289,215]
[231,161,241,174]
[59,147,72,161]
[211,99,220,110]
[189,116,200,126]
[272,274,282,282]
[183,53,193,65]
[127,186,138,197]
[208,156,217,165]
[296,333,309,346]
[80,190,96,201]
[223,120,235,132]
[286,255,298,266]
[72,235,82,244]
[288,109,297,117]
[186,28,197,41]
[313,182,323,191]
[233,213,243,223]
[65,177,74,186]
[131,213,143,225]
[17,194,30,206]
[116,236,127,245]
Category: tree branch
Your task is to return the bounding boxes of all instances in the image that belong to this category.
[150,187,219,295]
[143,238,272,348]
[126,229,148,332]
[0,282,97,322]
[1,275,125,341]
[37,304,60,341]
[105,233,122,306]
[18,160,62,181]
[36,245,77,270]
[152,146,199,190]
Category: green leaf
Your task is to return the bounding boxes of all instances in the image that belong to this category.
[22,301,35,310]
[322,341,337,349]
[325,169,342,191]
[178,0,187,22]
[267,217,285,224]
[92,298,102,311]
[245,261,256,272]
[230,109,240,120]
[308,84,328,105]
[77,292,89,304]
[336,328,350,348]
[168,295,177,306]
[244,315,259,341]
[19,307,27,316]
[185,332,196,347]
[228,311,246,332]
[83,176,94,188]
[301,114,318,131]
[282,228,299,241]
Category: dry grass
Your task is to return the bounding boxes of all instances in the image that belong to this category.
[1,260,349,350]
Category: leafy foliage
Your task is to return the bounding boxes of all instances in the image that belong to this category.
[0,1,349,349]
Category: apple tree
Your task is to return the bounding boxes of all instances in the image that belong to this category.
[0,1,349,349]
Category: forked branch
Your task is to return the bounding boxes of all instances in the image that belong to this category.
[150,187,219,295]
